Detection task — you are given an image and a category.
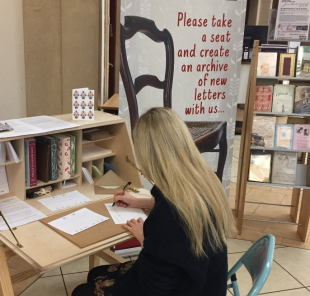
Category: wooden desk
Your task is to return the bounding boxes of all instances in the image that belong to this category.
[0,111,147,295]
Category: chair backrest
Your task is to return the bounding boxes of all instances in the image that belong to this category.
[120,16,174,130]
[227,234,275,296]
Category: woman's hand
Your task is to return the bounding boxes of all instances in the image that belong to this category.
[114,191,155,210]
[122,218,144,247]
[113,191,139,208]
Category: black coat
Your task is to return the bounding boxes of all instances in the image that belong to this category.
[111,186,228,296]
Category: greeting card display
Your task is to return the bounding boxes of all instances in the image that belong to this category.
[257,52,277,77]
[251,116,276,149]
[254,86,273,112]
[274,124,294,150]
[296,46,310,78]
[272,84,295,113]
[72,88,95,120]
[293,124,310,150]
[294,86,310,114]
[271,151,297,185]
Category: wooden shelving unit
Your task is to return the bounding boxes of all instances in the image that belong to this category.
[235,40,310,242]
[0,111,143,201]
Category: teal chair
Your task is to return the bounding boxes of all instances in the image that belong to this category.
[227,234,275,296]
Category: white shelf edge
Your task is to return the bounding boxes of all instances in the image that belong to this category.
[247,181,309,189]
[257,76,310,81]
[251,147,310,153]
[254,112,310,117]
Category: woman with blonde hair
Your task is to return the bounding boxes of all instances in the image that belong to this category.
[72,107,235,296]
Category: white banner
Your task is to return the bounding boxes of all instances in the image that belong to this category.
[119,0,246,194]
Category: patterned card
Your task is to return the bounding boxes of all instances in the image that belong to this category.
[72,88,95,120]
[254,86,273,112]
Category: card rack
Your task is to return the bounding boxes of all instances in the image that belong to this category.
[235,40,310,242]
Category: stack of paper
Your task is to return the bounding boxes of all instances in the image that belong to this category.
[38,190,91,211]
[5,142,19,163]
[0,196,46,230]
[48,208,109,235]
[82,167,94,184]
[0,143,4,164]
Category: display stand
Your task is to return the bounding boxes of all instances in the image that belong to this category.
[235,40,310,242]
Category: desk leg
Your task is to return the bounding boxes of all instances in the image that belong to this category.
[89,254,101,270]
[0,246,14,296]
[97,250,127,265]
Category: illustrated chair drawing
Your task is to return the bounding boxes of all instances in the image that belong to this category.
[120,16,227,181]
[227,234,275,296]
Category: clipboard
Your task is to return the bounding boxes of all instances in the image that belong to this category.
[40,198,148,248]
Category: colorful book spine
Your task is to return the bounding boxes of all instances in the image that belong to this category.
[293,124,310,150]
[29,139,37,187]
[24,140,30,187]
[64,134,76,177]
[36,136,59,181]
[54,134,71,180]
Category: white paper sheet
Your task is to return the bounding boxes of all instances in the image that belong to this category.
[105,203,148,224]
[0,167,9,195]
[0,116,79,139]
[37,191,92,211]
[0,196,46,230]
[48,208,109,235]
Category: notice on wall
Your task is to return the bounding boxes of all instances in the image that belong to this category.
[119,0,246,194]
[275,0,310,40]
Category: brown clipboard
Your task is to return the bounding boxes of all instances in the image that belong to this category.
[40,198,148,248]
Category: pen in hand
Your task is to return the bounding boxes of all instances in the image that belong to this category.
[112,182,132,206]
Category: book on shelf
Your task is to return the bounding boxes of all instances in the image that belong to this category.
[54,134,71,180]
[64,133,76,177]
[0,143,5,164]
[5,142,19,163]
[254,86,273,112]
[36,136,58,181]
[293,124,310,150]
[248,152,272,183]
[296,46,310,78]
[0,166,9,195]
[35,141,51,183]
[24,138,37,187]
[293,86,310,114]
[272,84,295,113]
[251,116,276,149]
[271,151,297,185]
[257,52,277,77]
[274,124,294,150]
[278,53,296,77]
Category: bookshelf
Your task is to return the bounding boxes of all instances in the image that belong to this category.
[235,40,310,242]
[0,111,143,201]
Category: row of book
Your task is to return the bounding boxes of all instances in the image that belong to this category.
[25,133,76,187]
[257,46,310,78]
[252,116,310,150]
[249,151,305,186]
[254,84,310,114]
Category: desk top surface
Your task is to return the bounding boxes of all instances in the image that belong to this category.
[0,185,151,273]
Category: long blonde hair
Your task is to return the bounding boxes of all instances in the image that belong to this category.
[132,107,235,257]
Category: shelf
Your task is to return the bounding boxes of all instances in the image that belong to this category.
[0,160,21,167]
[257,76,310,81]
[82,136,116,145]
[247,181,310,189]
[82,152,116,162]
[251,147,310,153]
[26,174,80,190]
[254,111,310,117]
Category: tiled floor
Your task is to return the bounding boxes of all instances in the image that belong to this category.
[10,135,310,295]
[12,239,310,296]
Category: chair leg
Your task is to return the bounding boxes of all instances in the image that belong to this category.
[217,124,227,182]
